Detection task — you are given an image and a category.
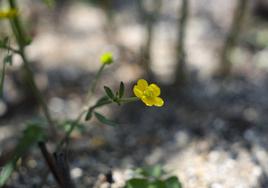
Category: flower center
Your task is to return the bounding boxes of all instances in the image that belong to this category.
[144,88,154,98]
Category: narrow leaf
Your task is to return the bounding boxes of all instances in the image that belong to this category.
[94,112,117,126]
[95,96,110,106]
[85,108,93,121]
[85,96,110,121]
[104,86,115,100]
[119,81,125,98]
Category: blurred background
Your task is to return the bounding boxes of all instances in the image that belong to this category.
[2,0,268,187]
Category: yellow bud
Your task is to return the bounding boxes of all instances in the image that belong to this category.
[100,52,113,65]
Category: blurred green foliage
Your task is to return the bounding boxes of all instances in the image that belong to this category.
[125,165,182,188]
[0,124,45,186]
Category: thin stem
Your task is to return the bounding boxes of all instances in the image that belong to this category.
[39,96,137,187]
[0,58,7,98]
[87,64,106,101]
[55,109,87,150]
[119,97,139,103]
[20,52,57,136]
[8,0,57,136]
[0,45,20,54]
[38,142,63,187]
[39,63,108,187]
[8,0,26,48]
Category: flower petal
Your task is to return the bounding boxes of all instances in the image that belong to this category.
[133,85,143,98]
[149,84,161,97]
[141,96,154,106]
[136,79,148,92]
[154,97,164,107]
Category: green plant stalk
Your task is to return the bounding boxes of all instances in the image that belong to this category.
[0,45,20,54]
[39,63,108,187]
[87,63,106,100]
[56,96,137,149]
[21,53,57,135]
[0,59,7,98]
[8,0,57,136]
[55,109,87,150]
[39,95,138,187]
[120,97,139,103]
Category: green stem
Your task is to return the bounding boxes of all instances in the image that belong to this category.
[55,109,87,150]
[119,97,139,103]
[8,0,57,136]
[0,45,20,54]
[8,0,26,48]
[87,64,106,100]
[39,95,137,187]
[57,96,137,149]
[0,60,7,98]
[21,52,57,135]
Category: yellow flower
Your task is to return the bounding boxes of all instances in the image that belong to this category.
[133,79,164,107]
[0,9,18,19]
[100,52,113,65]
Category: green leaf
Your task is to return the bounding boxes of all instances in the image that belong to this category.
[148,180,165,188]
[119,81,125,98]
[136,165,164,178]
[149,165,163,178]
[164,176,182,188]
[95,96,110,106]
[125,178,148,188]
[0,162,15,186]
[94,112,117,126]
[0,124,45,187]
[85,96,110,121]
[104,86,115,100]
[85,108,93,121]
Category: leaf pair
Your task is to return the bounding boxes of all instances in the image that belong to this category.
[126,165,182,188]
[85,96,117,126]
[104,82,125,104]
[85,96,111,121]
